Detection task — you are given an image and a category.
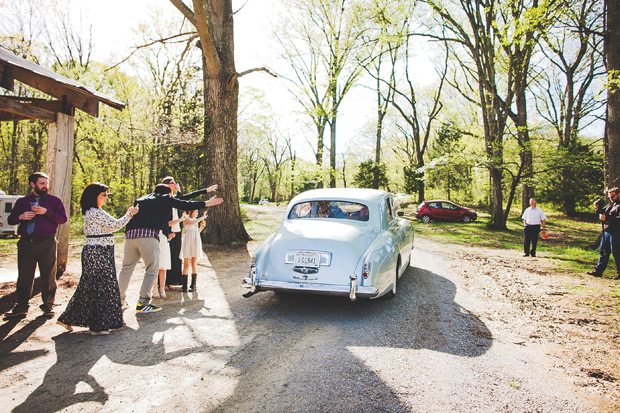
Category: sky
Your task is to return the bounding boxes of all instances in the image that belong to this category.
[77,0,377,161]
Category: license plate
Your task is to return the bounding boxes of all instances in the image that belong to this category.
[294,252,320,267]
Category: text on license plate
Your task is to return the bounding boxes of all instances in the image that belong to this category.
[294,253,320,267]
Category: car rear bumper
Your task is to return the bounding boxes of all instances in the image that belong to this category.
[243,276,379,300]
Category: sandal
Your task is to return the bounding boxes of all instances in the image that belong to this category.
[90,330,110,335]
[159,287,166,299]
[152,289,161,299]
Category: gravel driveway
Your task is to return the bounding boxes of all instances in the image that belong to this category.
[1,226,607,412]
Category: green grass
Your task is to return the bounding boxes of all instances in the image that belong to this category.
[0,205,610,279]
[407,209,605,276]
[0,237,18,259]
[241,206,282,241]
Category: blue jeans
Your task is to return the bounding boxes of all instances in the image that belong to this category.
[594,231,620,275]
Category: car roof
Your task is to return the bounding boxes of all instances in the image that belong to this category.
[424,200,457,204]
[290,188,389,204]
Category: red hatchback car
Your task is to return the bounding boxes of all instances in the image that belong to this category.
[415,200,478,223]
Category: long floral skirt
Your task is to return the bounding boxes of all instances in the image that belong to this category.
[58,244,123,332]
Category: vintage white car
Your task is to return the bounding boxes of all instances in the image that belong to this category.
[243,188,414,301]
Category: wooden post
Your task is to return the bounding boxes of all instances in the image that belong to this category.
[46,112,74,276]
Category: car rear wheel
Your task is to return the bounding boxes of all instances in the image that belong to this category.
[386,259,399,299]
[460,215,472,223]
[420,214,431,223]
[407,241,413,267]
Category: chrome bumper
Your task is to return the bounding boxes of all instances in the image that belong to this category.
[242,275,378,300]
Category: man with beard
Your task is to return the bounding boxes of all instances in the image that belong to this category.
[4,172,67,319]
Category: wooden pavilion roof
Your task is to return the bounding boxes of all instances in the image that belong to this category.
[0,47,125,122]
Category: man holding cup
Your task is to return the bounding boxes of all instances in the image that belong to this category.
[4,172,67,319]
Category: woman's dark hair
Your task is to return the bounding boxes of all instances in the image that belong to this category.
[80,182,108,214]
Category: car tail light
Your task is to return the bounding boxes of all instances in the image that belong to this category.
[362,260,370,278]
[250,256,257,270]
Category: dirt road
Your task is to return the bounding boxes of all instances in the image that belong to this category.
[0,212,618,411]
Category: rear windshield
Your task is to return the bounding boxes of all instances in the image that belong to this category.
[288,201,369,221]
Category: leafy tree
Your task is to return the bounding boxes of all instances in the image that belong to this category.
[606,0,620,187]
[170,0,249,244]
[425,123,472,200]
[537,139,604,212]
[353,159,389,189]
[403,165,423,196]
[535,0,605,215]
[358,0,411,171]
[276,0,366,187]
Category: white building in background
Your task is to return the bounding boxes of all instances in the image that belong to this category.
[0,191,22,236]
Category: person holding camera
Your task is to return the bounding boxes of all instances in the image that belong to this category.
[587,187,620,279]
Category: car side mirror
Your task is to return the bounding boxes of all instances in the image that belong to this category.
[397,211,404,217]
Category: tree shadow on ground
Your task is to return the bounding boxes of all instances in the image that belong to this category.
[8,297,213,413]
[208,248,493,412]
[0,316,49,372]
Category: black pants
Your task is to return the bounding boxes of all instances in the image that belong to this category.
[166,232,183,286]
[523,225,541,256]
[15,235,57,311]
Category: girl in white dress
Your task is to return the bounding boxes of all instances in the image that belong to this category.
[152,215,184,299]
[180,209,207,292]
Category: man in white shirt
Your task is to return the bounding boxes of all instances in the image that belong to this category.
[521,198,547,257]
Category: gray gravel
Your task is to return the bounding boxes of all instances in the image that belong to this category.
[0,234,600,412]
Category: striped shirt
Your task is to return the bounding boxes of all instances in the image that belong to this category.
[126,228,158,239]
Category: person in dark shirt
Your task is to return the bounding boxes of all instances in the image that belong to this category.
[118,184,223,314]
[160,176,217,290]
[587,187,620,279]
[4,172,67,319]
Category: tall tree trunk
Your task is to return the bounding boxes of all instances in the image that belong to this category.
[316,124,324,189]
[9,121,19,194]
[329,115,337,188]
[172,0,249,244]
[516,74,534,212]
[375,116,382,164]
[417,151,425,203]
[200,56,248,243]
[607,0,620,187]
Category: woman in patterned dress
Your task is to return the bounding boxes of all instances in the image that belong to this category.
[57,183,138,335]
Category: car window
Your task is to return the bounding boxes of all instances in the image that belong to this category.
[428,202,440,209]
[386,198,395,221]
[4,202,12,213]
[442,202,457,209]
[288,201,369,221]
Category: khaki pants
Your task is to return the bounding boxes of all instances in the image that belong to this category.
[118,237,159,306]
